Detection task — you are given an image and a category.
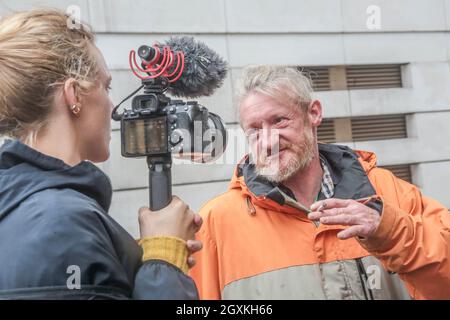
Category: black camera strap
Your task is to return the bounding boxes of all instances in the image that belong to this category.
[111,84,144,121]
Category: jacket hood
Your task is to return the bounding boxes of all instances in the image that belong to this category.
[353,149,378,172]
[0,139,112,221]
[229,144,379,214]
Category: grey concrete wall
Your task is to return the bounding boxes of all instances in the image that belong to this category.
[1,0,449,237]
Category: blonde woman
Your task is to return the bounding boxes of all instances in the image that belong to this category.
[0,10,202,299]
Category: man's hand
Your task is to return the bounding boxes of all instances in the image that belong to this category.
[308,198,381,240]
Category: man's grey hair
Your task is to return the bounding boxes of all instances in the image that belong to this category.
[235,65,314,113]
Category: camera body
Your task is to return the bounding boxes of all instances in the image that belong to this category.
[119,78,226,163]
[113,38,228,210]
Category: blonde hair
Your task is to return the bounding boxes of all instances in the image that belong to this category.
[236,65,313,114]
[0,9,98,142]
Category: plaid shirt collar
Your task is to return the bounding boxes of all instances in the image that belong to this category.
[277,155,336,202]
[319,155,335,199]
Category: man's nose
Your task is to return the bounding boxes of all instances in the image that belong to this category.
[258,127,278,156]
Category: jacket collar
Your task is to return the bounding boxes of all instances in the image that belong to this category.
[230,143,377,215]
[0,139,113,215]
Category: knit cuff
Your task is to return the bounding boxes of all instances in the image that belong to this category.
[138,236,189,274]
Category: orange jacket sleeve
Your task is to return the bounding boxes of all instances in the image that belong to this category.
[189,208,222,300]
[361,168,450,299]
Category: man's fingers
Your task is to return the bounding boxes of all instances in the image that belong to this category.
[319,214,362,226]
[308,207,349,221]
[187,239,203,253]
[337,225,366,240]
[310,198,351,211]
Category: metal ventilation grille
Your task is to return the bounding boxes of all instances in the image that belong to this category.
[346,64,402,90]
[380,164,412,183]
[317,118,335,143]
[300,66,330,91]
[351,114,407,142]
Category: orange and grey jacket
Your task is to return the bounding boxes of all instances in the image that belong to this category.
[190,143,450,300]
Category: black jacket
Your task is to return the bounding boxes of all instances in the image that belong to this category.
[0,140,198,299]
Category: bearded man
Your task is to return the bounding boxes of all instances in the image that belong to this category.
[190,65,450,300]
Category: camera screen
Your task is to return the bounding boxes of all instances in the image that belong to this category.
[122,116,168,157]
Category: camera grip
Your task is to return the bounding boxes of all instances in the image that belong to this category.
[147,156,172,210]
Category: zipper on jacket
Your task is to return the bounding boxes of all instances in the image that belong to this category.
[356,258,374,300]
[246,196,256,216]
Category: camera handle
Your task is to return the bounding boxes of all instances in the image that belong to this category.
[147,155,172,210]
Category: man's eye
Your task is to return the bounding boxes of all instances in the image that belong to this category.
[245,128,258,137]
[275,117,286,123]
[245,129,261,141]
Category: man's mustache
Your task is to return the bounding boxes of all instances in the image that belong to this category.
[252,143,293,166]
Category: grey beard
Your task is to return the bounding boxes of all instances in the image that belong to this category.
[254,133,316,183]
[256,150,314,184]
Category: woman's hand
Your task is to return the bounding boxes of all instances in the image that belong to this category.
[187,239,203,268]
[138,196,203,268]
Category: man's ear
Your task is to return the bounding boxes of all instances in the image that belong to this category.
[307,100,323,127]
[63,78,80,108]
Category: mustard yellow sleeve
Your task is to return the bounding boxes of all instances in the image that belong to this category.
[138,236,189,274]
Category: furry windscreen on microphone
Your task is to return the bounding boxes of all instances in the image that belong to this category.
[163,36,228,98]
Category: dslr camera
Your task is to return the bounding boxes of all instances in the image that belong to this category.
[112,41,228,210]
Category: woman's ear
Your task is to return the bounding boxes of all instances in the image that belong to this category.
[307,100,323,127]
[63,78,80,109]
